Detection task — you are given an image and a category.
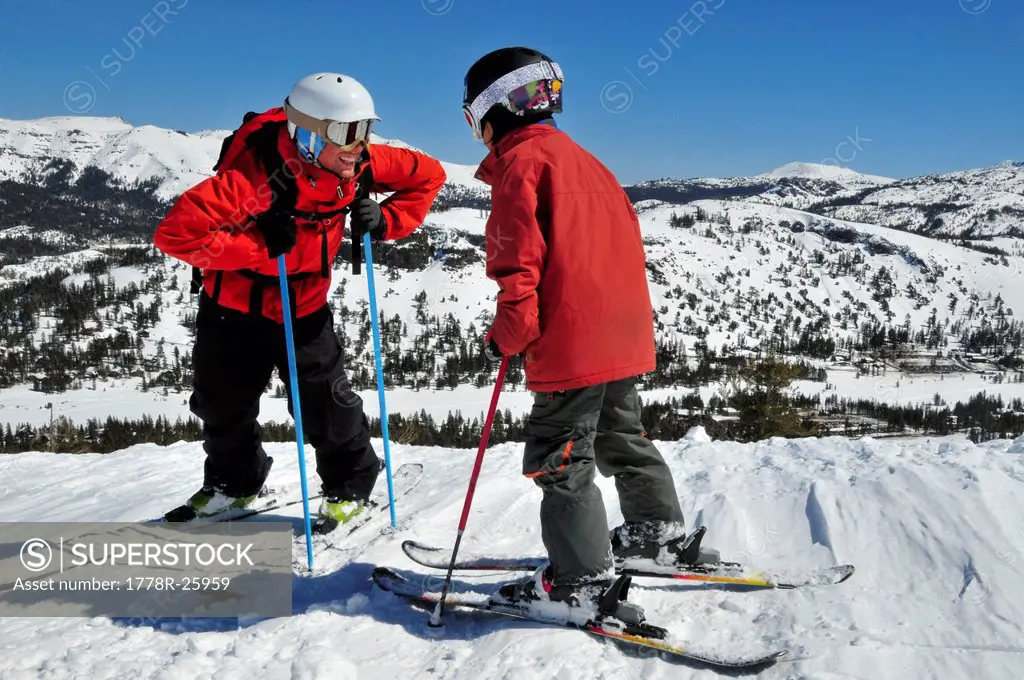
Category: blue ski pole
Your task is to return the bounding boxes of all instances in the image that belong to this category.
[363,231,397,529]
[277,254,314,571]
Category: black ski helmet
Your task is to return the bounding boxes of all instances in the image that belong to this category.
[462,46,563,142]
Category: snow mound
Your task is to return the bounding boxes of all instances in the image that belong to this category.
[1008,435,1024,453]
[684,425,712,442]
[3,434,1024,678]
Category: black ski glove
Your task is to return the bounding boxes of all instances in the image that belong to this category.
[252,211,297,259]
[349,198,388,241]
[483,336,503,364]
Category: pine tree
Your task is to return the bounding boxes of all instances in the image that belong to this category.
[725,352,811,441]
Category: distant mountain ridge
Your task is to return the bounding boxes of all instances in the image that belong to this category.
[0,115,488,201]
[3,115,1019,236]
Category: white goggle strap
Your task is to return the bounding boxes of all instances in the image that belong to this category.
[466,61,563,125]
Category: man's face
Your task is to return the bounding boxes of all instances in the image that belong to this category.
[317,141,365,179]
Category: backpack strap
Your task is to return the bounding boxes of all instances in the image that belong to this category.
[349,154,374,276]
[245,120,299,217]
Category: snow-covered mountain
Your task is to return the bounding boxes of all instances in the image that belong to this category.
[625,161,897,216]
[2,114,1019,239]
[2,114,1024,437]
[814,160,1024,239]
[0,115,487,200]
[759,161,896,188]
[8,114,1022,235]
[0,115,227,200]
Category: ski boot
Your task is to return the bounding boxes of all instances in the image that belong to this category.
[610,522,721,567]
[490,563,613,611]
[312,457,386,534]
[313,496,367,534]
[163,457,274,522]
[489,563,665,637]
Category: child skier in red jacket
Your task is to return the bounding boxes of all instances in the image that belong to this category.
[462,47,720,621]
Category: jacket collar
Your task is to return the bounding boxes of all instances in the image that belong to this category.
[473,119,559,186]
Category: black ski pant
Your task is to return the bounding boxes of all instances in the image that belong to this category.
[189,292,379,501]
[523,375,685,586]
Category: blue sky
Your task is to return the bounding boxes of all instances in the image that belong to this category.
[0,0,1021,183]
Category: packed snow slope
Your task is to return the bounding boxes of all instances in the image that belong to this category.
[2,430,1024,679]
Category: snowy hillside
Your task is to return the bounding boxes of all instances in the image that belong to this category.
[5,195,1024,434]
[814,161,1024,239]
[2,113,1024,445]
[638,199,1024,349]
[0,116,227,200]
[626,161,895,214]
[2,431,1024,678]
[4,114,1017,232]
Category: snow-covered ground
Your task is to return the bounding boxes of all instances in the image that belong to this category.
[0,249,107,289]
[0,381,541,430]
[2,431,1024,678]
[4,367,1022,431]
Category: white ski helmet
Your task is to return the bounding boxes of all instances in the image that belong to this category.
[284,73,380,161]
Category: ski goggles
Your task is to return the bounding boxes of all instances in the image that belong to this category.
[463,61,563,140]
[284,99,374,153]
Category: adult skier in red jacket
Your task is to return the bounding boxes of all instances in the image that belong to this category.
[154,72,445,532]
[462,47,719,619]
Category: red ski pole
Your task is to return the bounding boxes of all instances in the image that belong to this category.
[428,356,509,627]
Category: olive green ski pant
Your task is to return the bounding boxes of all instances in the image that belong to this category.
[521,375,685,585]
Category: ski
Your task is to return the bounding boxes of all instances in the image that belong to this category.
[371,566,786,669]
[287,463,426,571]
[310,462,424,538]
[401,539,854,589]
[153,485,307,524]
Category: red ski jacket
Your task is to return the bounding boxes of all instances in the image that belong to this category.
[475,122,657,392]
[154,108,446,323]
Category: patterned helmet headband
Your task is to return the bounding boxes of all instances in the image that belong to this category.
[466,61,564,123]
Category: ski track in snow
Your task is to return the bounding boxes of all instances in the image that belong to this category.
[2,433,1024,678]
